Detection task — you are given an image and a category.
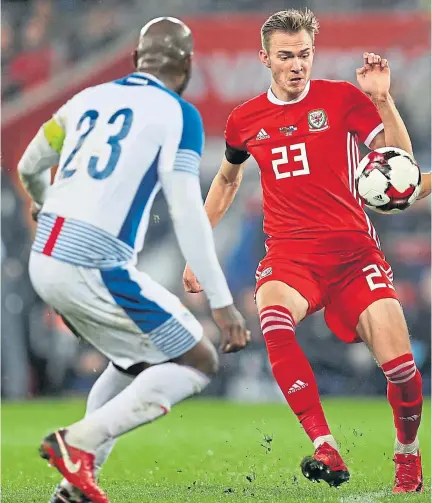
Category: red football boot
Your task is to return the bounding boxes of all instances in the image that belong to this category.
[301,442,350,487]
[393,452,423,493]
[40,429,109,503]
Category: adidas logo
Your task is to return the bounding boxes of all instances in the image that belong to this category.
[259,267,272,279]
[399,415,420,422]
[256,128,270,140]
[288,380,308,394]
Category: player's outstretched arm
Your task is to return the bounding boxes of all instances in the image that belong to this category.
[18,117,65,208]
[356,53,413,155]
[182,104,248,294]
[160,100,236,304]
[183,156,246,293]
[160,168,233,307]
[160,168,250,352]
[204,157,246,227]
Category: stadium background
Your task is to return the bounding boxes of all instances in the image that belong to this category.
[1,0,430,403]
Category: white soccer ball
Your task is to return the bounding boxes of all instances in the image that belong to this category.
[355,147,421,214]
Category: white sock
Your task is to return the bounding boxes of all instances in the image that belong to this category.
[65,363,209,452]
[60,363,134,493]
[395,436,419,455]
[86,363,134,472]
[313,435,339,451]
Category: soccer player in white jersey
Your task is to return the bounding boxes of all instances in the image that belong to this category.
[18,17,250,503]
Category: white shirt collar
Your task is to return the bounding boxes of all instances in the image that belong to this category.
[267,80,311,105]
[132,71,167,88]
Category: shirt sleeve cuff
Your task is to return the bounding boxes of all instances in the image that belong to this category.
[364,123,384,148]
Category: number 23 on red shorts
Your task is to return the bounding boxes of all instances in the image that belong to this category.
[324,251,398,344]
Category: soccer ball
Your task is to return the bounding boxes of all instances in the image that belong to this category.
[355,147,421,214]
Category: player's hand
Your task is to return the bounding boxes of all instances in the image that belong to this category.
[212,304,251,353]
[183,264,202,293]
[417,172,431,201]
[356,52,390,101]
[30,201,42,222]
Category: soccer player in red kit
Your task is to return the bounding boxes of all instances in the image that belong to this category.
[184,8,432,493]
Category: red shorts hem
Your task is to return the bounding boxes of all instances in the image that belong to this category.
[255,250,399,344]
[255,260,323,315]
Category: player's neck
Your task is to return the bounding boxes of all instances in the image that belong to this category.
[135,68,181,94]
[270,81,310,103]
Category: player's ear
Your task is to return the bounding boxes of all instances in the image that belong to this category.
[132,49,138,69]
[259,49,271,68]
[182,55,192,83]
[183,54,192,71]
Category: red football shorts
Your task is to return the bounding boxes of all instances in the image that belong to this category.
[255,247,399,344]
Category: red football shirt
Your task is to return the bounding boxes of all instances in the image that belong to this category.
[225,79,384,255]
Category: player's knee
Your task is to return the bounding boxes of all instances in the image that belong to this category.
[256,280,308,324]
[196,338,219,377]
[174,335,219,378]
[357,299,411,364]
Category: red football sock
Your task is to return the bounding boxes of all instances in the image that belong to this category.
[382,353,423,445]
[260,305,331,444]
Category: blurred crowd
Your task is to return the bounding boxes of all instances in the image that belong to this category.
[1,0,427,103]
[2,0,430,401]
[2,157,430,402]
[2,0,131,102]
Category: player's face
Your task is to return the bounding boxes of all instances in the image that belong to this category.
[259,29,314,100]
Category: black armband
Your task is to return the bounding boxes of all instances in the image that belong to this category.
[225,142,250,164]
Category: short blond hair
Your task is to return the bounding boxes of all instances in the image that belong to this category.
[261,9,320,51]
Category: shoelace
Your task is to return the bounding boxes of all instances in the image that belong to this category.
[316,445,335,461]
[395,457,419,488]
[316,445,346,470]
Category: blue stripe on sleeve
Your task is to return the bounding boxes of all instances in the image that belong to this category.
[173,149,200,176]
[178,101,204,156]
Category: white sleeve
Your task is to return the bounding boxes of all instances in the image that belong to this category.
[17,127,59,205]
[17,98,71,205]
[160,169,233,309]
[158,99,233,309]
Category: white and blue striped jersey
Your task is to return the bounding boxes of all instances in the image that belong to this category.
[33,73,203,268]
[19,72,233,308]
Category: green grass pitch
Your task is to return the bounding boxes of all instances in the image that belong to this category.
[2,398,430,502]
